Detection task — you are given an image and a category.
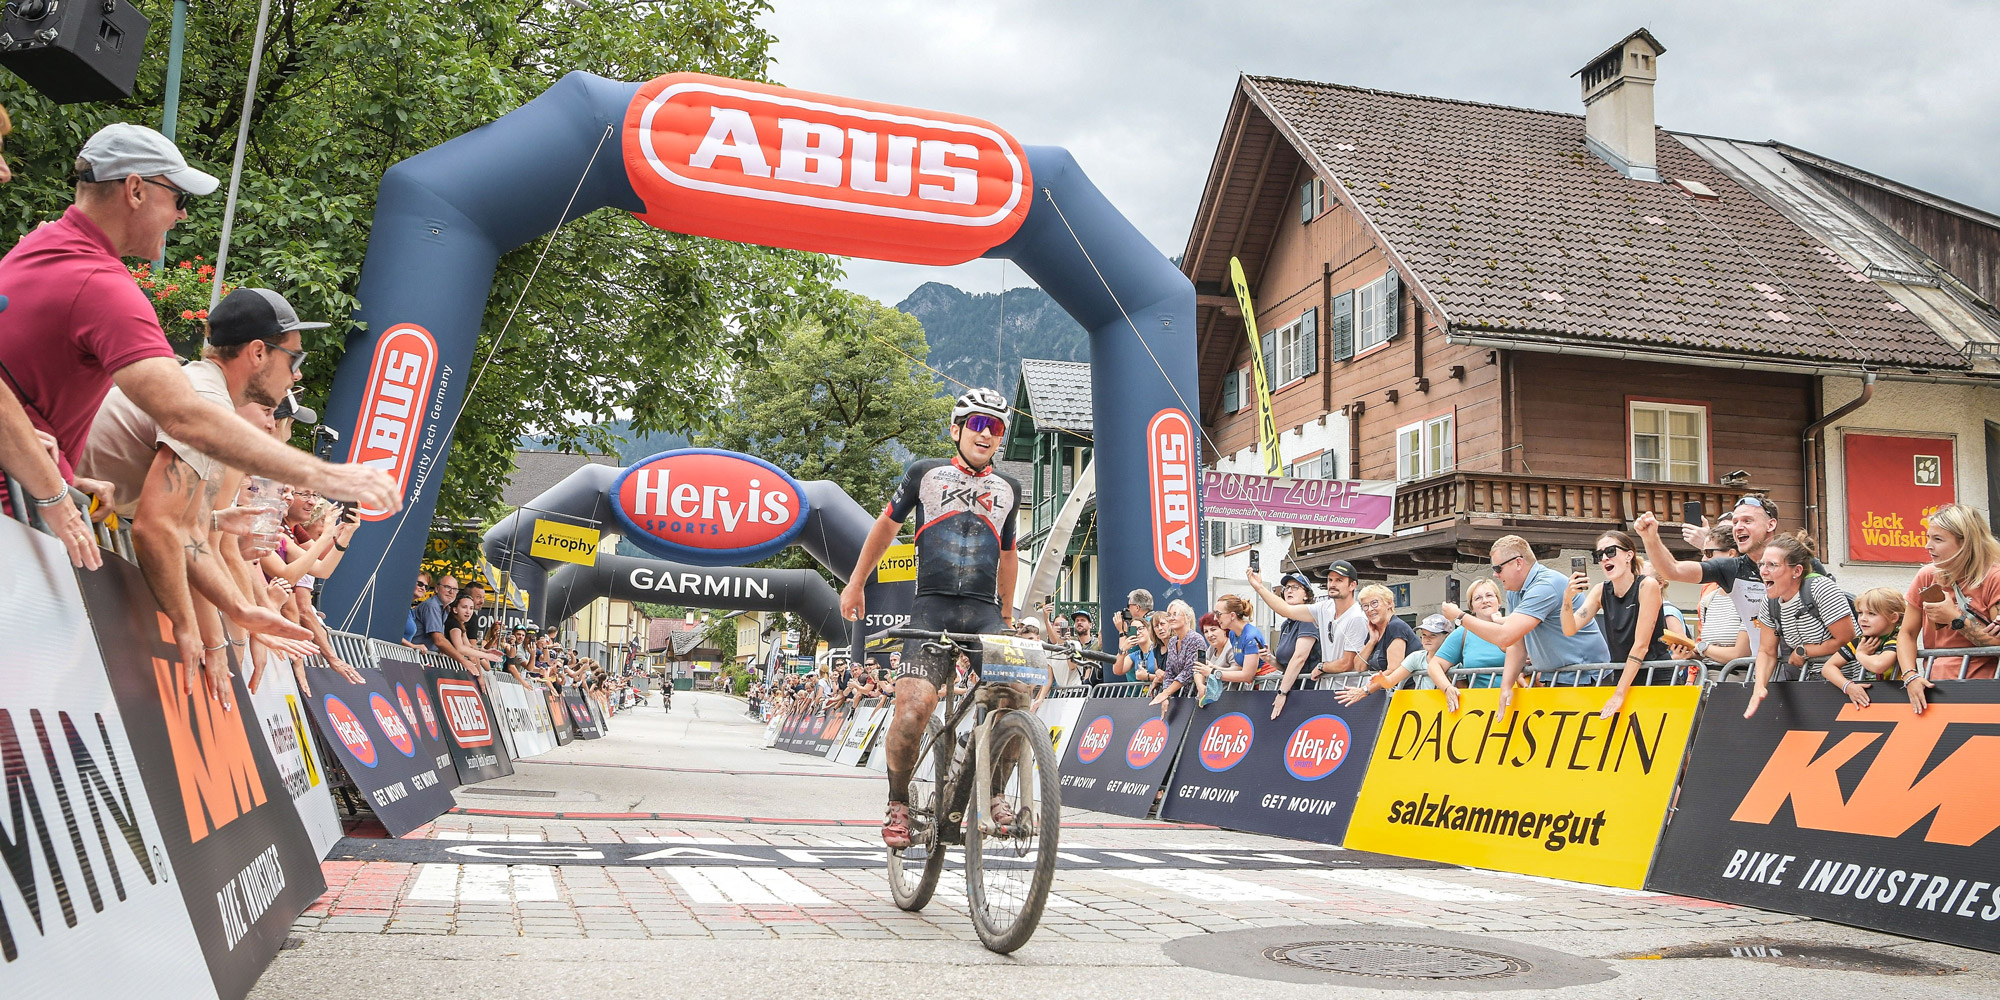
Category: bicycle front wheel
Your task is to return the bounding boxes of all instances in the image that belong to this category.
[886,714,946,911]
[965,708,1061,953]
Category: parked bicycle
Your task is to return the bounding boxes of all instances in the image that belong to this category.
[882,627,1113,953]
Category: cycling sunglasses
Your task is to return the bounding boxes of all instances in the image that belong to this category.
[1735,495,1778,517]
[961,413,1005,435]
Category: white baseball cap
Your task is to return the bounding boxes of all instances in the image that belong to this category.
[1016,617,1044,634]
[77,122,219,196]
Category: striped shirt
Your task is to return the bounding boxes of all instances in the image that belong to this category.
[1755,576,1854,651]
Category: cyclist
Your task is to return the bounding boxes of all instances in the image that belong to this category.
[841,388,1021,848]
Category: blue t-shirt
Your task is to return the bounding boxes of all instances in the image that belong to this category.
[415,596,448,652]
[1507,562,1610,672]
[1436,624,1507,671]
[1227,623,1268,668]
[404,607,421,644]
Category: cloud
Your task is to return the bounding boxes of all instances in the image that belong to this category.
[764,0,2000,306]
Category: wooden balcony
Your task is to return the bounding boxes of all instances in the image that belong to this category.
[1289,471,1745,576]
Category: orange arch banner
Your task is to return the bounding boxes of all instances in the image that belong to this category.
[622,73,1032,265]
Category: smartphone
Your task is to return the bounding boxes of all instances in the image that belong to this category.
[1919,584,1948,605]
[1445,577,1461,606]
[1248,549,1261,573]
[1571,555,1588,574]
[1683,500,1704,526]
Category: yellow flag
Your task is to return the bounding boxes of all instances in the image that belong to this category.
[1229,257,1282,475]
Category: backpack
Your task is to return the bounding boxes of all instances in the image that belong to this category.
[1765,572,1845,679]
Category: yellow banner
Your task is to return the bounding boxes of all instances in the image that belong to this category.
[1346,685,1701,888]
[875,541,917,582]
[529,518,600,565]
[1228,256,1281,476]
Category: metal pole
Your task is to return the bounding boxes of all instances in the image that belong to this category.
[208,0,273,311]
[154,0,187,273]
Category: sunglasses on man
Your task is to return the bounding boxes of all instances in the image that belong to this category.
[1735,495,1778,516]
[265,342,308,375]
[140,177,192,211]
[961,413,1005,435]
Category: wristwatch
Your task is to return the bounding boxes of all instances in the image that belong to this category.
[1952,617,1967,632]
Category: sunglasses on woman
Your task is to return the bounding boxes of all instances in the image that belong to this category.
[961,413,1005,435]
[1593,545,1628,561]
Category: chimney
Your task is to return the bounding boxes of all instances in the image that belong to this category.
[1574,29,1665,182]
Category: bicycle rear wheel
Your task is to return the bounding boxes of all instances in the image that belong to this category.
[886,714,946,911]
[965,708,1060,953]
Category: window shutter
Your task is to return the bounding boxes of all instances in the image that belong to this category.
[1383,269,1402,339]
[1208,520,1226,556]
[1332,291,1355,362]
[1221,370,1239,413]
[1248,523,1263,545]
[1320,451,1337,479]
[1260,328,1276,391]
[1301,307,1318,376]
[1300,181,1314,224]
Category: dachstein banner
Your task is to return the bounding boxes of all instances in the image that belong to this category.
[1159,691,1385,843]
[78,554,327,1000]
[1058,695,1195,817]
[301,660,456,839]
[243,656,344,858]
[1346,686,1700,889]
[0,522,219,1000]
[422,658,514,784]
[1651,683,2000,954]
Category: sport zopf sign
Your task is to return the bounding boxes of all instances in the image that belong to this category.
[613,449,812,565]
[623,73,1031,266]
[347,323,437,521]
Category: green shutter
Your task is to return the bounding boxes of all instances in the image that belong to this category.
[1300,181,1314,224]
[1248,523,1263,545]
[1261,327,1276,389]
[1320,451,1337,479]
[1208,520,1226,556]
[1222,370,1239,412]
[1383,268,1402,339]
[1301,307,1318,375]
[1332,291,1355,361]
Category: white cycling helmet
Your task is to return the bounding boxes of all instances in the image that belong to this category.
[951,387,1009,426]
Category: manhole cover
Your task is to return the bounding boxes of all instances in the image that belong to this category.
[1266,941,1528,979]
[1629,940,1962,977]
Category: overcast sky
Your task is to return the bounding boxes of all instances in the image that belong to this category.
[761,1,2000,307]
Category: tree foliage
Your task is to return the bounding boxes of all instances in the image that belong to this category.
[0,0,838,526]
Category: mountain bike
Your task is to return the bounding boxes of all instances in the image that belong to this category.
[881,628,1113,953]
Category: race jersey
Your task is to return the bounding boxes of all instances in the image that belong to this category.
[885,457,1021,604]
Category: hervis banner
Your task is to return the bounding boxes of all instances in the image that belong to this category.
[1058,696,1195,817]
[1346,686,1701,889]
[1159,691,1386,843]
[1651,683,2000,954]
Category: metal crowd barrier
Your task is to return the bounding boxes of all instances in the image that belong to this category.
[1090,681,1148,698]
[1311,672,1371,690]
[327,631,376,671]
[1047,685,1091,699]
[1919,646,2000,680]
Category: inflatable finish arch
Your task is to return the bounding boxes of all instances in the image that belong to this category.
[322,72,1204,640]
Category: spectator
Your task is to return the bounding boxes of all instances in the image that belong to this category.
[1070,611,1094,651]
[1444,535,1610,713]
[402,574,433,648]
[1244,571,1321,685]
[1337,614,1455,707]
[1745,532,1855,718]
[1563,530,1671,718]
[1147,599,1202,715]
[1111,610,1161,684]
[1212,594,1268,674]
[1356,584,1420,674]
[1638,496,1823,663]
[1109,588,1155,655]
[1897,502,2000,696]
[444,595,492,674]
[1684,523,1747,666]
[417,575,459,653]
[1823,587,1907,708]
[1251,560,1368,720]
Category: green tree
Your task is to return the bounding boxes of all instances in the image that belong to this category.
[0,0,837,527]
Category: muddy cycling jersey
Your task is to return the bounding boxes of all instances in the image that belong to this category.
[885,457,1020,604]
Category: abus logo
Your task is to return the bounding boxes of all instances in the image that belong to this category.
[348,323,436,521]
[613,449,812,566]
[1147,409,1199,584]
[1076,716,1115,764]
[416,685,440,741]
[437,680,493,747]
[1199,713,1255,772]
[370,693,416,758]
[1732,702,2000,845]
[1285,715,1352,781]
[1127,718,1171,769]
[623,73,1031,266]
[324,695,377,768]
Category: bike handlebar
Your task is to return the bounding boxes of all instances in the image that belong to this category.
[884,627,1117,664]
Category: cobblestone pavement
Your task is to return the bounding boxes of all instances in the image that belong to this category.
[251,692,2000,999]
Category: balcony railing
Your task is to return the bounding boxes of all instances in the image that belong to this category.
[1291,471,1745,558]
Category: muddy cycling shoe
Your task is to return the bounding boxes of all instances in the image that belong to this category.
[882,801,913,849]
[988,796,1018,833]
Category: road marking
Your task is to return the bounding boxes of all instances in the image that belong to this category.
[625,835,737,844]
[407,863,558,902]
[1306,870,1527,901]
[668,866,829,905]
[432,831,545,841]
[1477,870,1657,897]
[1107,870,1311,902]
[813,836,875,847]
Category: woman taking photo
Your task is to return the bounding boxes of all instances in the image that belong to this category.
[1112,610,1161,684]
[1565,531,1671,717]
[1897,503,2000,707]
[1744,533,1856,718]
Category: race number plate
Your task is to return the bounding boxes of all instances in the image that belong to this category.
[977,636,1050,687]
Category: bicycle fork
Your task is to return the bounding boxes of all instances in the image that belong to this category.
[970,712,1034,837]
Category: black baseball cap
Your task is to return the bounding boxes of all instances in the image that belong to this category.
[206,287,328,347]
[1326,560,1360,582]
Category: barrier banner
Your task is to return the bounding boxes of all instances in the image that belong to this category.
[485,674,558,759]
[562,693,603,740]
[761,715,783,748]
[77,554,327,1000]
[300,660,457,839]
[1034,698,1086,760]
[0,523,220,999]
[1651,683,2000,953]
[1057,696,1195,817]
[548,686,575,745]
[783,707,825,754]
[832,701,887,766]
[1345,686,1700,889]
[810,706,852,755]
[422,659,514,784]
[244,656,343,858]
[588,695,610,735]
[1159,691,1385,843]
[372,653,462,793]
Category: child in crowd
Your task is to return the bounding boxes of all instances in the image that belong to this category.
[1820,586,1905,708]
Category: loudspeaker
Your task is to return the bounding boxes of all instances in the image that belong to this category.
[0,0,150,104]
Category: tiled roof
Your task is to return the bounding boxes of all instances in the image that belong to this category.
[1244,76,1969,371]
[503,450,620,508]
[1018,359,1094,432]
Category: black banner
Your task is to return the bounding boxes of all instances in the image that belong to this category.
[562,693,603,740]
[371,652,462,794]
[1652,682,2000,954]
[1058,696,1195,817]
[77,556,326,1000]
[421,659,514,784]
[300,659,457,839]
[1158,690,1386,843]
[774,706,844,755]
[547,686,574,745]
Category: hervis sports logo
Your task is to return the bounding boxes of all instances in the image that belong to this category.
[323,695,377,768]
[395,683,417,730]
[348,323,437,521]
[370,693,417,758]
[613,449,811,565]
[1285,715,1352,781]
[1127,718,1172,769]
[1198,713,1255,772]
[1075,715,1115,764]
[1147,409,1200,584]
[622,72,1031,266]
[416,684,441,741]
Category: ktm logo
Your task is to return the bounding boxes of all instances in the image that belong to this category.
[149,613,267,841]
[1733,703,2000,846]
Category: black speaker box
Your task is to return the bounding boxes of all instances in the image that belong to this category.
[0,0,151,104]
